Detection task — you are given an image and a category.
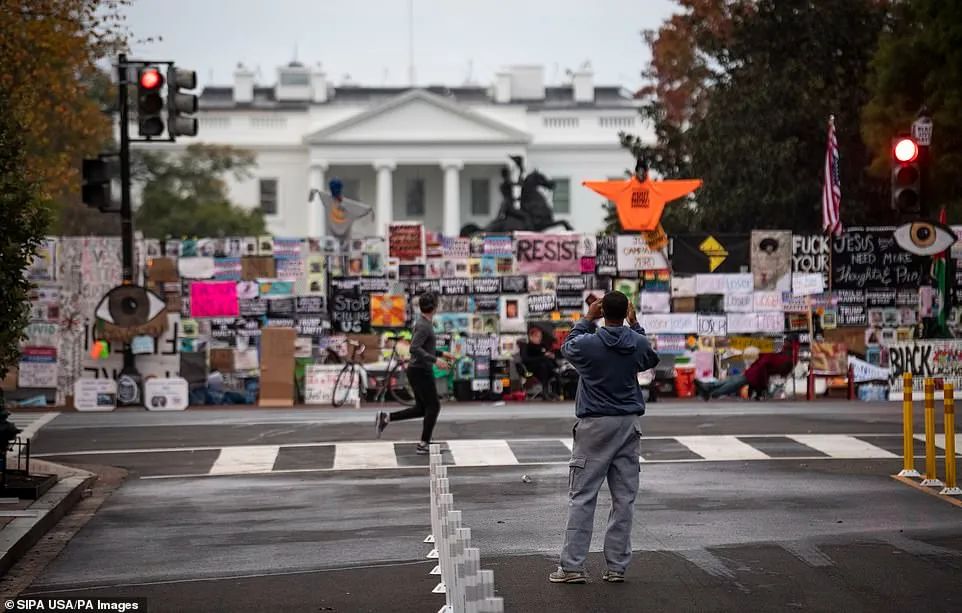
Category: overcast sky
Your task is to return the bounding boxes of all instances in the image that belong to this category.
[122,0,678,90]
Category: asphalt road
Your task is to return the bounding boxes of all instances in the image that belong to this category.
[8,400,962,612]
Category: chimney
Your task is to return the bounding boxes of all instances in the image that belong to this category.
[275,61,311,101]
[572,68,594,103]
[234,63,254,104]
[311,64,328,103]
[508,65,545,101]
[494,71,511,103]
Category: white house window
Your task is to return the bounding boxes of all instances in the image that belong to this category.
[406,178,425,216]
[543,116,579,128]
[250,116,287,129]
[200,116,230,129]
[279,72,310,86]
[471,178,490,216]
[259,179,278,215]
[599,116,636,129]
[553,178,570,214]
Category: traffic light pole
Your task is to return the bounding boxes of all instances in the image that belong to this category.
[117,54,137,376]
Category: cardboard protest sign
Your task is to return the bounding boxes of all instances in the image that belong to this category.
[514,233,581,274]
[499,295,527,332]
[190,281,239,318]
[792,273,825,297]
[595,235,617,276]
[242,256,276,281]
[671,234,750,274]
[259,327,296,407]
[213,257,242,281]
[304,364,350,405]
[832,229,927,290]
[178,257,215,279]
[811,342,848,375]
[18,346,58,388]
[616,235,669,272]
[793,234,830,288]
[371,294,407,328]
[526,293,557,315]
[330,278,372,334]
[640,292,671,313]
[751,230,792,291]
[389,223,425,262]
[639,313,698,334]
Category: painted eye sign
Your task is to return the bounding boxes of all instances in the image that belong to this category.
[94,285,169,343]
[893,221,957,256]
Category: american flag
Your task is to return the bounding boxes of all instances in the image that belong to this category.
[822,115,842,236]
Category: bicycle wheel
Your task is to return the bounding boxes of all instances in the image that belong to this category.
[332,365,358,408]
[387,365,417,407]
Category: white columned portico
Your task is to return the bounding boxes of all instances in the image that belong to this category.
[374,160,396,235]
[441,159,463,237]
[308,162,327,237]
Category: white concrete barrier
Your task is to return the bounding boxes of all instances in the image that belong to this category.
[427,444,504,613]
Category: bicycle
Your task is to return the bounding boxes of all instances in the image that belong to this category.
[331,335,417,408]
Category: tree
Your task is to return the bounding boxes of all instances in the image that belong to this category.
[0,87,50,386]
[862,0,962,217]
[0,1,129,201]
[133,144,266,239]
[625,0,890,233]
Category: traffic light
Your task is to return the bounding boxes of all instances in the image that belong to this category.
[81,157,112,211]
[137,67,165,137]
[167,66,198,137]
[891,136,921,215]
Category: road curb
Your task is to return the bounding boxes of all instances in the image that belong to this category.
[0,473,96,577]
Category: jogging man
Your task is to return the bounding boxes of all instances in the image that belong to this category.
[549,291,659,584]
[375,291,451,454]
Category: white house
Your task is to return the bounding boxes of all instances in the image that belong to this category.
[146,61,649,238]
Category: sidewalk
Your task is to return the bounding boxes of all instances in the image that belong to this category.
[0,459,95,576]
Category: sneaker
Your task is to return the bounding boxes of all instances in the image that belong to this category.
[602,570,625,583]
[415,442,430,455]
[375,411,389,439]
[548,567,587,584]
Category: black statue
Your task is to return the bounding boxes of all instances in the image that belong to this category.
[460,156,573,236]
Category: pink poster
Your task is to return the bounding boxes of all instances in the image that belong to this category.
[190,281,239,318]
[514,232,581,274]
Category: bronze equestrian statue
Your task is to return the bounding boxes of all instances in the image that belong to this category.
[459,156,573,237]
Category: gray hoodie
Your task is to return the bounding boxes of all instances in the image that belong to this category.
[561,318,660,418]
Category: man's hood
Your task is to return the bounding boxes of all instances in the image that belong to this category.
[596,325,638,355]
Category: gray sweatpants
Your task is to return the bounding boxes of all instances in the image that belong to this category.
[560,414,641,573]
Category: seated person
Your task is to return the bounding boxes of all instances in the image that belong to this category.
[697,345,794,400]
[521,326,559,399]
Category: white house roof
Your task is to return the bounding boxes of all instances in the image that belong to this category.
[199,85,638,111]
[303,89,531,145]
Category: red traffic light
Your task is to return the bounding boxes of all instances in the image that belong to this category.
[139,68,163,90]
[893,137,919,163]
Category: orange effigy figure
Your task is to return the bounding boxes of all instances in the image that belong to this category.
[583,160,702,231]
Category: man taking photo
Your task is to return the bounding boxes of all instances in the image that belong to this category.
[549,291,659,584]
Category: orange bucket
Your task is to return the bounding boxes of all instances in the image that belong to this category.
[675,366,696,398]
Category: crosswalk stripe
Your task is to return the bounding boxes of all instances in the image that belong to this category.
[446,440,519,467]
[9,412,59,440]
[333,442,398,470]
[913,433,961,452]
[559,438,573,452]
[209,446,280,475]
[675,435,770,461]
[788,435,897,459]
